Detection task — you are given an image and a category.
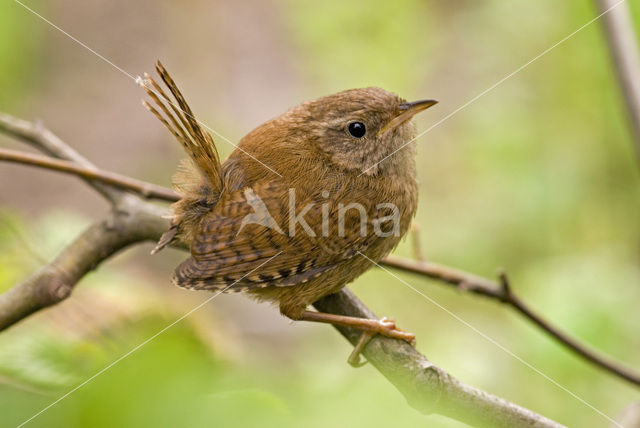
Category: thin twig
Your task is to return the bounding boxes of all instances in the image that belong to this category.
[409,221,425,262]
[596,0,640,162]
[381,255,640,387]
[0,148,179,202]
[0,112,121,202]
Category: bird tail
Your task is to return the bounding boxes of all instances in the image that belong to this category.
[139,61,224,253]
[138,61,224,193]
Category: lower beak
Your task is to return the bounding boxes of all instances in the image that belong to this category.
[378,99,438,135]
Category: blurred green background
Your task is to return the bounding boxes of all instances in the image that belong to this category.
[1,0,639,427]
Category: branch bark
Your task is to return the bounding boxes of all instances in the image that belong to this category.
[596,0,640,162]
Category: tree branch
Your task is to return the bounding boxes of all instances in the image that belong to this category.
[0,195,167,329]
[0,112,122,203]
[382,255,640,387]
[1,113,638,388]
[0,147,179,202]
[2,111,635,425]
[596,0,640,162]
[0,194,562,427]
[314,291,562,427]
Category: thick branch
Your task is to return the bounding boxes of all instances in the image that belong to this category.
[381,255,640,387]
[0,195,562,427]
[314,291,562,427]
[0,196,167,329]
[0,148,179,202]
[596,0,640,162]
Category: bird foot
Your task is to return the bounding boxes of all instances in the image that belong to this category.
[293,310,416,367]
[375,317,416,345]
[347,317,416,367]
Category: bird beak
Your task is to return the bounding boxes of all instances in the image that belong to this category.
[378,99,438,136]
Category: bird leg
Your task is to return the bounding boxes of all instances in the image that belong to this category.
[296,310,416,367]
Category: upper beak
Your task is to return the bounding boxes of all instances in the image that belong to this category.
[378,99,438,135]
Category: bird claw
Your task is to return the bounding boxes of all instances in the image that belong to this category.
[377,317,416,346]
[379,316,396,329]
[347,317,416,367]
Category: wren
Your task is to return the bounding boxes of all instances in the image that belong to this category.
[139,62,437,365]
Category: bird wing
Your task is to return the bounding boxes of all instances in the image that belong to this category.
[172,180,379,292]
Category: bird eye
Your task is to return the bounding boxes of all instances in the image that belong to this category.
[347,122,366,138]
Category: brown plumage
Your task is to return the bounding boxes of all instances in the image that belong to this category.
[140,62,437,365]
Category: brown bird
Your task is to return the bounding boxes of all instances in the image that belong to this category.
[139,62,437,365]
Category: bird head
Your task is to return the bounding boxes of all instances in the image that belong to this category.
[289,87,437,176]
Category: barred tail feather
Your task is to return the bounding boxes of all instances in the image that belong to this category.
[138,61,224,194]
[139,61,225,253]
